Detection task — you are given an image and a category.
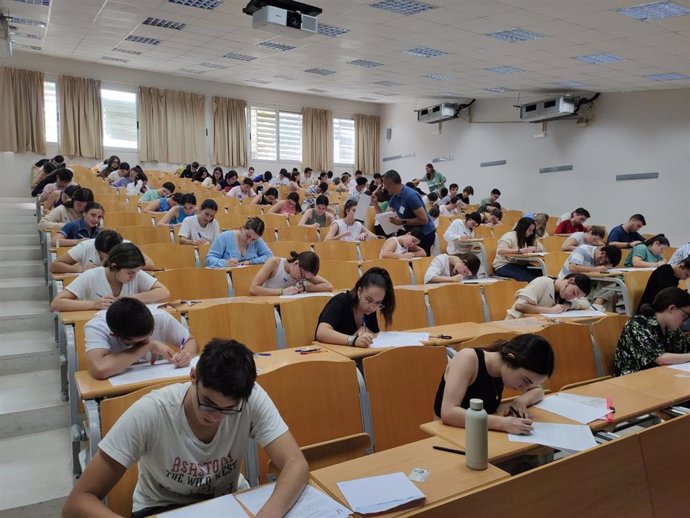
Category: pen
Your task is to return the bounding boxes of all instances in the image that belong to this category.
[433,445,465,456]
[295,347,322,354]
[254,352,272,357]
[179,337,186,351]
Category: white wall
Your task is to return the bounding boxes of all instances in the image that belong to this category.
[379,89,690,245]
[2,52,380,197]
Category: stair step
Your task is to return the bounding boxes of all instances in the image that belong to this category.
[0,331,58,376]
[0,302,53,334]
[0,497,66,518]
[0,260,44,279]
[0,427,73,511]
[0,278,48,300]
[0,246,42,262]
[0,369,69,439]
[0,234,41,246]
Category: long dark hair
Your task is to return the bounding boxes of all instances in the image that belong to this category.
[103,243,145,271]
[63,187,94,209]
[286,251,319,274]
[640,286,690,317]
[486,334,554,377]
[286,191,302,213]
[513,217,537,248]
[350,267,396,328]
[644,234,669,248]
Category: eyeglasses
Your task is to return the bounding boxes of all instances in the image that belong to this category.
[362,295,385,310]
[680,308,690,321]
[195,383,243,415]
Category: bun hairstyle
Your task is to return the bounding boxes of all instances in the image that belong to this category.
[286,251,320,275]
[640,286,690,318]
[243,217,265,236]
[644,234,670,247]
[486,334,555,377]
[103,243,146,271]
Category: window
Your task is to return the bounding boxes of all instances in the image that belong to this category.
[44,81,58,143]
[101,88,138,149]
[333,117,355,165]
[249,107,303,162]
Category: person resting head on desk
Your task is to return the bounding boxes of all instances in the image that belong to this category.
[63,339,308,518]
[379,228,427,260]
[424,253,481,284]
[506,273,592,319]
[315,267,395,348]
[249,250,332,296]
[434,334,554,435]
[85,297,198,380]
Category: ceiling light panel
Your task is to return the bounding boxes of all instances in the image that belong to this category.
[486,28,545,42]
[168,0,222,10]
[348,59,383,68]
[317,24,351,37]
[370,0,437,16]
[125,35,161,45]
[484,86,515,93]
[372,80,403,87]
[575,53,624,64]
[487,65,523,74]
[556,81,590,88]
[305,67,336,75]
[647,72,690,80]
[143,17,186,30]
[199,62,228,69]
[406,47,447,58]
[112,48,142,55]
[102,56,128,63]
[223,52,257,61]
[13,0,50,5]
[9,16,46,27]
[617,1,690,20]
[257,41,296,51]
[424,73,455,80]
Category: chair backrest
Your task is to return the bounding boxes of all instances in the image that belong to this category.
[116,225,172,245]
[229,264,264,297]
[662,246,676,262]
[483,279,527,321]
[215,213,249,230]
[535,322,598,391]
[459,331,521,349]
[623,270,655,314]
[153,268,228,300]
[591,315,629,377]
[381,288,429,331]
[317,260,361,291]
[481,236,499,275]
[411,257,435,284]
[187,301,277,352]
[313,241,359,262]
[363,347,448,451]
[197,243,211,267]
[546,216,558,236]
[473,226,494,239]
[359,238,385,261]
[540,235,567,252]
[277,226,318,243]
[280,296,331,349]
[413,434,653,518]
[105,211,147,228]
[361,259,412,286]
[234,204,263,217]
[101,381,176,517]
[428,284,483,325]
[268,240,312,258]
[137,243,197,269]
[263,213,290,230]
[543,251,571,277]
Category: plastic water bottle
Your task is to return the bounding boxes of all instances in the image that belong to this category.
[465,398,488,470]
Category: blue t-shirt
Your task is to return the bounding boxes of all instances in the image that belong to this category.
[607,224,644,245]
[59,219,101,240]
[159,197,170,212]
[388,185,435,236]
[170,207,194,225]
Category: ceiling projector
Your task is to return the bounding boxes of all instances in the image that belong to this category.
[244,0,322,37]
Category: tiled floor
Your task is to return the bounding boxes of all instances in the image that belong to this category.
[0,497,66,518]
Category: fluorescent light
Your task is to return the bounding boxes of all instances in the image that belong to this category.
[406,47,447,58]
[575,53,624,64]
[487,65,523,74]
[223,52,257,61]
[348,59,383,68]
[423,73,455,81]
[647,72,690,80]
[486,28,545,42]
[305,67,336,75]
[617,1,690,20]
[317,24,350,37]
[370,0,437,16]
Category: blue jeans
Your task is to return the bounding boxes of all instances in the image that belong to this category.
[494,263,542,282]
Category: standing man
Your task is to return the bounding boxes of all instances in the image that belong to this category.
[383,170,436,255]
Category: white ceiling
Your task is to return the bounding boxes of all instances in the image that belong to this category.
[4,0,690,104]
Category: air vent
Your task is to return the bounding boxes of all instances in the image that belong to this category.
[317,24,350,37]
[102,56,128,63]
[199,62,228,69]
[13,0,50,6]
[125,35,160,45]
[223,52,256,61]
[348,59,383,68]
[168,0,222,10]
[112,48,142,55]
[305,67,336,75]
[143,17,186,30]
[370,0,436,16]
[257,41,295,51]
[406,47,447,58]
[486,28,544,42]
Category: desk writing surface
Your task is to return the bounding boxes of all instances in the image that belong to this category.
[311,437,509,518]
[60,310,98,325]
[315,341,384,360]
[253,347,352,375]
[409,322,504,347]
[484,318,550,334]
[606,367,690,405]
[396,283,455,294]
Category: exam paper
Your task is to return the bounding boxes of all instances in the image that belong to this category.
[236,483,352,518]
[108,357,199,387]
[337,472,425,514]
[535,395,610,424]
[541,310,606,319]
[371,332,429,348]
[666,362,690,373]
[354,194,371,222]
[462,278,500,285]
[158,494,249,517]
[608,267,657,273]
[278,293,334,299]
[375,212,403,235]
[508,422,597,452]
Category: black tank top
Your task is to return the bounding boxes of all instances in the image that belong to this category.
[434,349,503,418]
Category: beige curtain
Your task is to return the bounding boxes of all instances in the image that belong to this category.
[213,97,247,167]
[138,86,205,163]
[302,107,333,171]
[0,67,46,154]
[58,75,103,158]
[354,114,380,174]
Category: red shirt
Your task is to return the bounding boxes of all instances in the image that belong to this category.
[555,219,586,234]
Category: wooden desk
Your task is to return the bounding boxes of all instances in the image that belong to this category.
[311,437,509,518]
[484,317,550,334]
[606,366,690,405]
[411,322,512,348]
[315,341,382,360]
[420,407,576,464]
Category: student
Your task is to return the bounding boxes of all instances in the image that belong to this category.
[325,199,377,242]
[624,234,669,268]
[554,208,590,234]
[382,169,436,255]
[207,167,223,190]
[191,166,209,185]
[301,167,315,186]
[249,251,332,296]
[251,187,279,206]
[428,205,440,229]
[40,167,74,205]
[63,338,308,518]
[94,155,121,179]
[638,258,690,312]
[479,209,502,227]
[140,182,176,202]
[106,162,130,184]
[423,191,439,206]
[532,213,550,239]
[669,242,690,265]
[271,168,292,187]
[84,298,198,380]
[335,172,351,193]
[269,192,301,216]
[478,189,501,213]
[287,171,304,193]
[368,172,383,193]
[178,199,220,245]
[111,166,139,188]
[507,274,592,319]
[179,161,199,179]
[315,267,395,347]
[413,163,446,193]
[219,170,240,192]
[493,217,544,282]
[226,178,256,200]
[52,202,104,247]
[144,192,182,214]
[298,195,334,228]
[346,177,369,202]
[424,253,481,283]
[379,229,426,259]
[51,230,155,274]
[614,287,690,376]
[559,244,622,277]
[32,155,65,191]
[434,334,554,434]
[157,193,197,226]
[439,184,458,205]
[303,181,329,209]
[205,217,273,267]
[31,162,60,197]
[438,196,462,216]
[607,214,646,249]
[444,212,481,254]
[50,243,170,312]
[562,226,605,251]
[38,186,94,232]
[459,185,474,205]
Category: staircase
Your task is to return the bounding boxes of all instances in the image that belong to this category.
[0,198,72,516]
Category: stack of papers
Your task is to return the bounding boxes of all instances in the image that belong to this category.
[158,494,249,517]
[535,394,611,424]
[375,212,403,235]
[108,357,199,387]
[371,332,429,348]
[541,309,606,319]
[508,422,597,453]
[236,483,352,518]
[337,472,425,514]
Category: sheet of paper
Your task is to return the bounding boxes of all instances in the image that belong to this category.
[236,483,352,518]
[158,494,250,518]
[375,212,403,235]
[666,362,690,373]
[279,293,334,299]
[558,393,609,409]
[508,422,597,452]
[535,395,610,424]
[541,310,606,319]
[493,318,546,329]
[371,332,429,348]
[608,267,656,273]
[337,472,425,514]
[354,194,371,222]
[108,357,198,387]
[462,278,500,285]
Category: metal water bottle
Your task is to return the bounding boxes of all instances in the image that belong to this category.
[465,398,488,470]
